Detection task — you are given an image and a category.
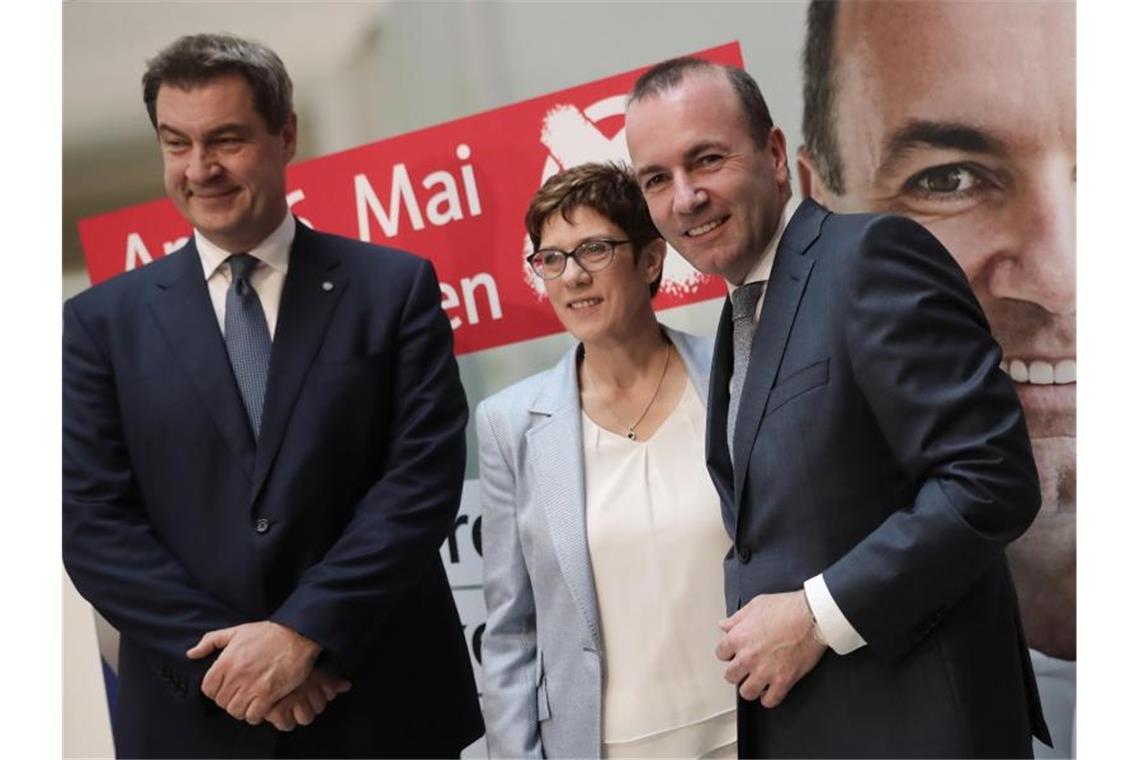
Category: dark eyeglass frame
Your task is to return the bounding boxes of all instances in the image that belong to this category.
[527,238,632,280]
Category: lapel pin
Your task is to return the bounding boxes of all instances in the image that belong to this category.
[321,281,334,292]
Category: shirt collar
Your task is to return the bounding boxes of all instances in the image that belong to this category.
[725,198,792,294]
[196,213,296,280]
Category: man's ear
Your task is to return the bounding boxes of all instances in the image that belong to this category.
[765,126,791,189]
[796,146,834,207]
[282,111,299,162]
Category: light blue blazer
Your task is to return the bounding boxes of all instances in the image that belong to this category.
[476,326,714,758]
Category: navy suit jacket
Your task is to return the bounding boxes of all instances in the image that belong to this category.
[63,221,482,758]
[709,199,1049,757]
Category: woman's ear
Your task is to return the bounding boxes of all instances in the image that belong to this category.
[642,238,666,283]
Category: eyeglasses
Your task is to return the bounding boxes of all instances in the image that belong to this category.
[527,239,631,280]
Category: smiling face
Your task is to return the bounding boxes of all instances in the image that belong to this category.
[539,206,664,349]
[625,70,791,286]
[799,0,1075,658]
[156,73,297,252]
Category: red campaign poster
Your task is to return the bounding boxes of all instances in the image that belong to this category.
[77,43,740,355]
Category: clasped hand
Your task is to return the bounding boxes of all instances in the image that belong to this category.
[187,620,351,731]
[715,590,827,708]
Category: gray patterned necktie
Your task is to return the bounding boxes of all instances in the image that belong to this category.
[224,254,271,438]
[727,281,765,464]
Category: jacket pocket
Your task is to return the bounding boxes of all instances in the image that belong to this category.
[766,358,829,417]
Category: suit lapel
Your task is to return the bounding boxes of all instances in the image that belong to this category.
[527,346,602,650]
[705,298,736,526]
[731,200,826,510]
[250,224,346,504]
[147,241,256,475]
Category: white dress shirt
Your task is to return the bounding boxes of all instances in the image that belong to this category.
[195,214,295,340]
[728,200,867,656]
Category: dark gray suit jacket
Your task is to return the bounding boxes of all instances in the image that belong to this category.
[708,199,1049,757]
[63,221,482,758]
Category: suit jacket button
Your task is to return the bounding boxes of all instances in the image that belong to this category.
[736,545,752,563]
[255,518,271,534]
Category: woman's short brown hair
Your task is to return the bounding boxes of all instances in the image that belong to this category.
[524,162,664,297]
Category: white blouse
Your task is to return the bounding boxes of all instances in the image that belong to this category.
[582,378,737,758]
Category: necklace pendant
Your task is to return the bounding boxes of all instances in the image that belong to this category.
[626,428,637,441]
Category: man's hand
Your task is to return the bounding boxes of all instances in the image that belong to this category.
[263,668,352,732]
[715,591,827,708]
[187,620,321,724]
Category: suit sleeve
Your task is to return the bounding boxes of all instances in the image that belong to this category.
[476,401,544,759]
[823,215,1040,663]
[62,298,245,680]
[269,259,467,674]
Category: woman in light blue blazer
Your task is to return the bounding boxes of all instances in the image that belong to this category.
[478,163,736,758]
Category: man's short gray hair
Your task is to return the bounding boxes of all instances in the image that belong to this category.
[142,32,293,132]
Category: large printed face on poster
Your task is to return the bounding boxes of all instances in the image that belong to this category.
[796,0,1076,660]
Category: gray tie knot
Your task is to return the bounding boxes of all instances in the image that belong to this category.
[228,254,258,292]
[731,281,764,323]
[726,280,765,465]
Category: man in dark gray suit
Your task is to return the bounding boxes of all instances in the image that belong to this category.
[625,57,1050,757]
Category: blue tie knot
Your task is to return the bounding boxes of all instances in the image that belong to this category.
[223,253,270,438]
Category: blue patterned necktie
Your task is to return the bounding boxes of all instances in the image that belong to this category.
[727,280,765,465]
[224,254,271,438]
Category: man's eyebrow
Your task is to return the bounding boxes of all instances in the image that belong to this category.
[157,124,187,139]
[156,123,251,140]
[204,123,252,137]
[633,140,730,179]
[634,162,664,180]
[879,120,1009,174]
[683,140,729,163]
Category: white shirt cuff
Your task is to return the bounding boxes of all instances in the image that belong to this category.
[804,574,867,655]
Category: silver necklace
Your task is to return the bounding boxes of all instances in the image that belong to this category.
[583,342,672,440]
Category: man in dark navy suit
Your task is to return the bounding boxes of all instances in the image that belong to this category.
[63,33,482,758]
[626,57,1050,757]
